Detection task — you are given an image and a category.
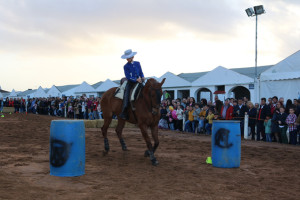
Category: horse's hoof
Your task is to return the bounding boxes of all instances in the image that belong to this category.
[151,159,159,166]
[122,147,128,151]
[144,150,150,157]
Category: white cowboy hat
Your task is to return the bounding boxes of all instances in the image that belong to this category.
[121,49,137,59]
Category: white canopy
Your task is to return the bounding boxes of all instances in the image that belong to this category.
[158,71,191,88]
[75,81,96,93]
[9,89,19,98]
[260,50,300,81]
[192,66,253,86]
[95,79,118,92]
[47,85,62,97]
[33,86,47,98]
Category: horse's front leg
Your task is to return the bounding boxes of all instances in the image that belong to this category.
[150,124,159,153]
[139,124,159,166]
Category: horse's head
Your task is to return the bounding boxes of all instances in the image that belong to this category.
[144,78,166,115]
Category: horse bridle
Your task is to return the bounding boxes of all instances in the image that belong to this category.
[148,85,162,115]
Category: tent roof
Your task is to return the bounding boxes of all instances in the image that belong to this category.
[192,66,254,86]
[178,72,208,82]
[95,79,118,92]
[92,81,103,89]
[178,65,272,83]
[231,65,273,79]
[158,71,191,87]
[56,84,79,92]
[18,89,36,97]
[33,86,47,98]
[75,81,96,93]
[260,50,300,81]
[9,89,19,97]
[0,89,9,93]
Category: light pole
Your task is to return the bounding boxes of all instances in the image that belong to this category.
[245,5,265,102]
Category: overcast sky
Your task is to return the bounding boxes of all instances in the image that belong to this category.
[1,0,300,91]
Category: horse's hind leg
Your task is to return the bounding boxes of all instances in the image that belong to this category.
[139,124,159,166]
[116,119,127,151]
[101,115,112,153]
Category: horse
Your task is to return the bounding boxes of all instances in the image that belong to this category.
[100,78,166,166]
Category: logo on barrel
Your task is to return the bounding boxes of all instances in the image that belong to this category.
[50,138,72,167]
[215,128,233,149]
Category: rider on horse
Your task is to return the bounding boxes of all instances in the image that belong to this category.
[119,49,145,120]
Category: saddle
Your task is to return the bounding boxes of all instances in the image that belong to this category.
[114,79,143,110]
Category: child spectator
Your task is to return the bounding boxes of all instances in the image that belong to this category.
[176,105,184,131]
[192,103,201,133]
[205,109,214,135]
[198,105,207,133]
[167,106,175,130]
[286,108,297,145]
[184,106,194,132]
[264,115,272,142]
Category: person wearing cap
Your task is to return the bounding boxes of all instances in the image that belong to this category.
[119,49,145,120]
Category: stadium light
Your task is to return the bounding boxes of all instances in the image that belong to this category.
[245,5,266,102]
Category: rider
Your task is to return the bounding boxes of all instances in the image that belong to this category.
[119,49,145,120]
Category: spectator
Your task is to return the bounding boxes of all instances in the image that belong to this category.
[220,98,233,120]
[205,109,214,135]
[277,107,288,144]
[257,98,271,141]
[234,98,247,137]
[247,101,257,140]
[176,105,184,131]
[286,108,297,145]
[184,106,194,132]
[264,115,272,142]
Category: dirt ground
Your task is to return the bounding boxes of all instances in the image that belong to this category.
[0,113,299,200]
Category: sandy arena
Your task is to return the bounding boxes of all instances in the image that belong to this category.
[0,113,299,199]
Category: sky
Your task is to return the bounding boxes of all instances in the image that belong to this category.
[0,0,300,91]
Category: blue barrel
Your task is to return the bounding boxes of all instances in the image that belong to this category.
[50,120,85,177]
[211,120,241,168]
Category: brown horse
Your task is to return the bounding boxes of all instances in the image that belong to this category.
[100,78,166,166]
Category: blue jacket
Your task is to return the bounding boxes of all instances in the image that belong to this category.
[124,61,144,83]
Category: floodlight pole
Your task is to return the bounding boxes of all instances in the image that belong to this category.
[255,15,258,81]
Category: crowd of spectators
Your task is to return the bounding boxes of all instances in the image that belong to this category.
[158,96,300,145]
[1,94,300,145]
[0,95,103,120]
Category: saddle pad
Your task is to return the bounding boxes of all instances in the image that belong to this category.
[114,81,127,100]
[114,81,142,102]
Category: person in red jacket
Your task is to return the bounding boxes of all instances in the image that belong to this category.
[220,98,234,120]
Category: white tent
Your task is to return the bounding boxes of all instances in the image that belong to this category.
[260,50,300,100]
[158,72,191,88]
[9,89,19,98]
[75,81,97,97]
[47,85,62,97]
[95,79,118,92]
[33,86,47,98]
[192,66,253,86]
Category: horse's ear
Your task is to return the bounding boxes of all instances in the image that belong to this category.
[160,78,166,86]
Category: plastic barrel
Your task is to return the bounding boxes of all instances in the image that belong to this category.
[211,120,241,168]
[50,120,85,177]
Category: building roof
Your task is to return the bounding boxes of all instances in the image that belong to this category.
[18,89,36,97]
[177,72,208,82]
[231,65,273,79]
[92,81,103,89]
[56,84,79,92]
[0,89,9,93]
[177,65,273,82]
